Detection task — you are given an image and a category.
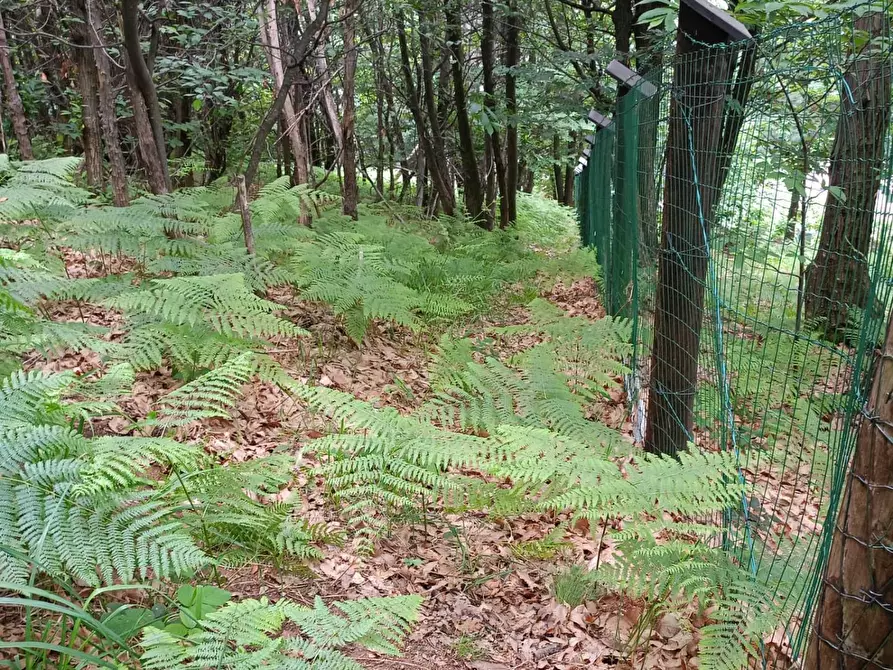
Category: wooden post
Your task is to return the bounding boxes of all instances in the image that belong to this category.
[236,176,255,255]
[644,0,751,457]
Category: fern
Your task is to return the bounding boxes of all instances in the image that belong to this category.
[598,529,789,670]
[0,156,89,228]
[151,352,258,427]
[108,274,306,371]
[140,594,422,669]
[422,302,631,446]
[0,368,208,586]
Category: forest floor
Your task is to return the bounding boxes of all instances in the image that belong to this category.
[4,233,821,670]
[15,253,701,670]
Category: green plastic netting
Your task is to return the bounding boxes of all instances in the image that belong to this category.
[576,4,893,666]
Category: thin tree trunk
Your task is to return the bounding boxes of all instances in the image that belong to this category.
[804,10,892,339]
[563,165,574,206]
[72,35,102,188]
[86,0,128,205]
[258,0,310,187]
[482,0,508,228]
[236,175,255,255]
[504,0,520,226]
[124,64,168,193]
[552,134,564,202]
[784,189,800,241]
[563,137,575,206]
[396,12,454,215]
[805,311,893,669]
[0,12,31,159]
[243,0,330,189]
[418,9,455,213]
[633,2,663,257]
[446,0,487,227]
[305,0,343,158]
[121,0,170,191]
[340,0,359,219]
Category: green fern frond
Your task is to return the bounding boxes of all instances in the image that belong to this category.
[140,594,422,669]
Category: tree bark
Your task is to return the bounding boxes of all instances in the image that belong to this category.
[446,0,487,227]
[72,29,103,188]
[340,0,359,219]
[243,0,330,189]
[504,0,520,227]
[0,12,31,160]
[124,63,168,193]
[258,0,310,186]
[805,311,893,669]
[121,0,170,191]
[86,0,128,205]
[482,0,507,228]
[784,188,800,241]
[553,134,564,203]
[305,0,344,158]
[237,175,255,255]
[644,10,744,458]
[633,7,663,258]
[804,11,892,339]
[396,11,454,215]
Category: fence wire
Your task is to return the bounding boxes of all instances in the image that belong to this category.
[576,4,893,666]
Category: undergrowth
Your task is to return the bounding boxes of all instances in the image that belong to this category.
[0,156,801,670]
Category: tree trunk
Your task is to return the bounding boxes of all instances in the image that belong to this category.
[340,0,359,219]
[121,0,170,191]
[563,166,574,206]
[563,137,575,206]
[124,64,168,193]
[72,34,103,188]
[243,0,330,189]
[446,0,487,227]
[258,0,310,186]
[553,134,564,202]
[86,0,128,205]
[805,311,893,669]
[633,10,663,257]
[784,189,800,241]
[804,11,892,339]
[0,12,31,159]
[396,11,454,215]
[305,0,344,158]
[236,175,255,255]
[504,0,520,227]
[612,0,633,62]
[482,0,507,228]
[644,8,746,458]
[417,9,455,215]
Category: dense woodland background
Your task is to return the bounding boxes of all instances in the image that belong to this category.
[0,0,890,668]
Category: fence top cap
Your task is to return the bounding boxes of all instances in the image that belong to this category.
[587,109,612,129]
[606,61,658,97]
[680,0,752,42]
[578,156,588,166]
[584,134,596,145]
[582,147,592,158]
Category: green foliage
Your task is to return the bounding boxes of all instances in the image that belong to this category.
[0,156,89,229]
[291,231,473,344]
[423,300,631,446]
[140,594,423,669]
[0,367,208,586]
[104,274,304,373]
[598,526,790,670]
[552,565,597,607]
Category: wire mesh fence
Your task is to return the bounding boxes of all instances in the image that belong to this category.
[576,2,893,666]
